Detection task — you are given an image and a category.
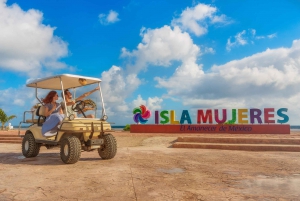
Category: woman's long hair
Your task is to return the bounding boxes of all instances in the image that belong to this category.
[42,91,57,104]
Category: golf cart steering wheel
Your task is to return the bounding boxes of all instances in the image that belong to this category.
[71,100,86,117]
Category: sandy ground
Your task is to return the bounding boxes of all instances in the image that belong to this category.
[1,132,300,201]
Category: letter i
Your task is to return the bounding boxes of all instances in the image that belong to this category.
[155,111,159,124]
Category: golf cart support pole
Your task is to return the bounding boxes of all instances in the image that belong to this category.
[35,84,43,105]
[60,77,69,117]
[98,82,106,118]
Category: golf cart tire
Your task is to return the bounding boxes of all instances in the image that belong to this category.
[60,136,81,164]
[22,132,41,158]
[98,134,117,159]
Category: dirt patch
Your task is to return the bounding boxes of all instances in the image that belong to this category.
[1,132,300,200]
[141,136,177,147]
[115,136,149,147]
[116,136,177,148]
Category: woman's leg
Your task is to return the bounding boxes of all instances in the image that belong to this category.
[42,113,64,135]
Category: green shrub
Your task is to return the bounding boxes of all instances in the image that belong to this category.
[123,124,130,131]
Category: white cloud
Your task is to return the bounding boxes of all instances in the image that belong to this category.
[103,26,197,123]
[13,99,25,106]
[132,95,163,111]
[99,10,120,25]
[0,86,38,122]
[226,30,247,51]
[132,95,146,106]
[227,29,277,51]
[255,36,265,39]
[267,33,277,39]
[255,32,277,40]
[213,41,300,90]
[101,2,297,124]
[155,39,300,124]
[210,14,229,24]
[100,65,140,115]
[203,46,215,54]
[0,0,69,76]
[171,3,231,36]
[99,65,164,124]
[121,25,200,73]
[101,66,139,102]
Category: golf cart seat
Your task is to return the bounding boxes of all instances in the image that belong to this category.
[25,105,46,125]
[25,118,45,124]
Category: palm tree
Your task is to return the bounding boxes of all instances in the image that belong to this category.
[0,109,17,130]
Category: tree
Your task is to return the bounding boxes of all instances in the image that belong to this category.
[0,109,17,130]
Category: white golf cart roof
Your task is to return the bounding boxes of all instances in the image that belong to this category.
[26,74,107,119]
[26,74,101,90]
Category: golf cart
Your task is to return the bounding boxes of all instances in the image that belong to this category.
[19,74,117,164]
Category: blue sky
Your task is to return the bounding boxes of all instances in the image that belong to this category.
[1,0,300,126]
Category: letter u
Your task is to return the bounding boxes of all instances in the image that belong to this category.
[214,109,227,124]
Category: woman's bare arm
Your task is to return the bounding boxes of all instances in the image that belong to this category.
[76,87,100,101]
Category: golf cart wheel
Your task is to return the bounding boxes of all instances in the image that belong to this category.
[22,132,41,158]
[98,134,117,159]
[60,136,81,164]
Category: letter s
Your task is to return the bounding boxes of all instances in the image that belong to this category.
[277,108,289,124]
[160,110,169,124]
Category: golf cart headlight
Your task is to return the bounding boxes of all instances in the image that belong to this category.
[69,114,75,121]
[102,115,108,121]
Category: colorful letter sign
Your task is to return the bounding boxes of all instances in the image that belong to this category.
[133,106,289,125]
[131,106,290,134]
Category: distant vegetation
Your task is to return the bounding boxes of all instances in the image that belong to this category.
[0,108,17,130]
[123,124,130,131]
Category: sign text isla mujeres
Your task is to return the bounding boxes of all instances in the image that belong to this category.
[155,108,289,124]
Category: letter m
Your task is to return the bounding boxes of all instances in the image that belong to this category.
[197,110,212,124]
